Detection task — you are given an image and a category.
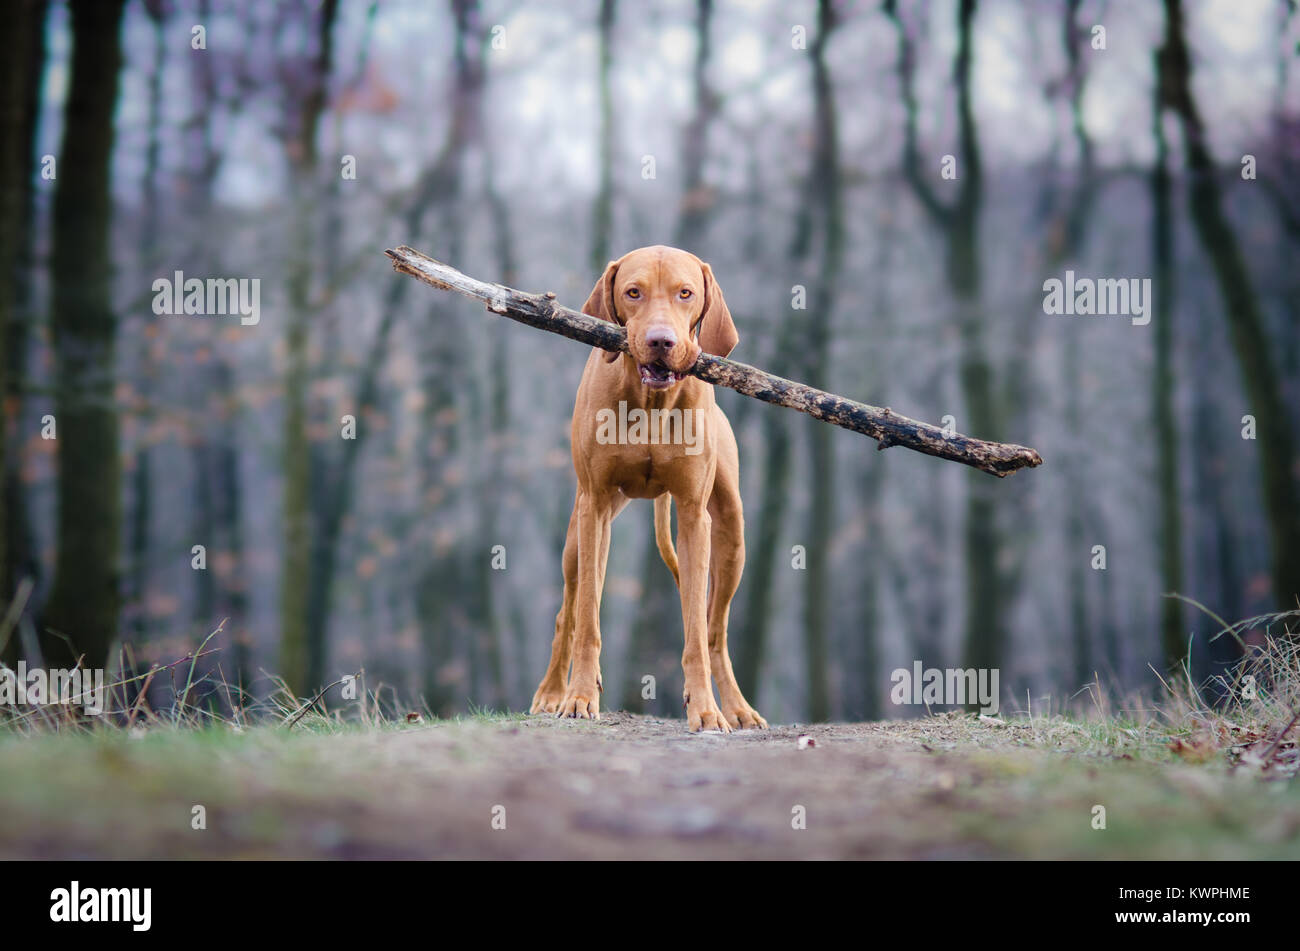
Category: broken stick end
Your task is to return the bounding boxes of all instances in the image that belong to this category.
[992,448,1044,478]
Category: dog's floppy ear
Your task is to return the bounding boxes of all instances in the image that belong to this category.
[582,258,623,363]
[695,261,739,359]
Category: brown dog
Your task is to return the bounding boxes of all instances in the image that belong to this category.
[529,246,767,732]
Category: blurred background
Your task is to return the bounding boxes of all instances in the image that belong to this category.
[1,0,1298,723]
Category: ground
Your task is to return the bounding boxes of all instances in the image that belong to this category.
[2,709,1298,859]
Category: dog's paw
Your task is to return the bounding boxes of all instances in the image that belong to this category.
[723,703,768,730]
[529,681,567,715]
[555,680,600,720]
[684,691,733,733]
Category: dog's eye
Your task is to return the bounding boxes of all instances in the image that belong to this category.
[679,288,693,299]
[625,287,640,299]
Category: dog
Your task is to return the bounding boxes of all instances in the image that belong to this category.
[529,246,767,732]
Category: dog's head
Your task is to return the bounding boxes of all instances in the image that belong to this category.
[582,245,737,390]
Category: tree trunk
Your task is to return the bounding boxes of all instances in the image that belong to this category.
[888,0,1007,688]
[125,3,168,658]
[734,421,791,698]
[1060,1,1093,691]
[589,0,616,276]
[735,0,843,715]
[0,0,44,646]
[794,0,843,722]
[412,0,484,713]
[279,0,339,694]
[1159,0,1300,616]
[1064,333,1091,688]
[482,137,518,705]
[40,0,128,671]
[213,362,252,694]
[1150,47,1185,672]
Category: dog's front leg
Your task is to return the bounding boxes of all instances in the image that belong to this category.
[530,503,579,714]
[676,500,731,733]
[557,490,609,719]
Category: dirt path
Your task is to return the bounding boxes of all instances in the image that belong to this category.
[3,712,1297,859]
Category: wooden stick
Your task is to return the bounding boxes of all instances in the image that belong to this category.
[384,245,1044,477]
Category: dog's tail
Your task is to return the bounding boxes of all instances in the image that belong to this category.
[653,494,680,588]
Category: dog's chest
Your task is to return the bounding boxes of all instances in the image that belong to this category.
[582,395,712,498]
[605,445,674,499]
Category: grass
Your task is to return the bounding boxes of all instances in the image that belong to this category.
[0,609,1298,857]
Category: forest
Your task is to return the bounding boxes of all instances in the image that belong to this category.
[1,0,1298,726]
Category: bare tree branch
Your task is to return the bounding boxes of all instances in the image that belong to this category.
[384,245,1044,478]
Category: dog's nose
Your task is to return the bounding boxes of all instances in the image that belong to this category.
[644,326,677,354]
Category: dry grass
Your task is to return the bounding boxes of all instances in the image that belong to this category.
[0,616,420,737]
[1,607,1298,858]
[4,609,1299,773]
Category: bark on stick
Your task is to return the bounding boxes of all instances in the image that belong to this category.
[385,245,1044,477]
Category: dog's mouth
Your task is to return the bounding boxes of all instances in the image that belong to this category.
[638,359,681,390]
